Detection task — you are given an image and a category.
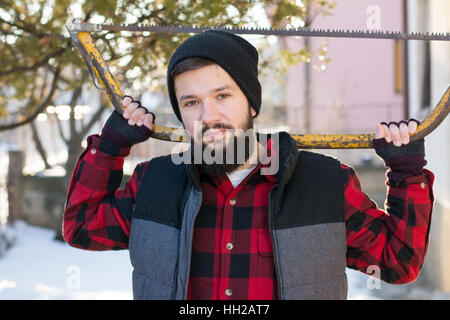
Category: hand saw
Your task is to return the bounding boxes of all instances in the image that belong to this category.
[67,20,450,149]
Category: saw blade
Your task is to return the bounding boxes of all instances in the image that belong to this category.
[66,22,450,41]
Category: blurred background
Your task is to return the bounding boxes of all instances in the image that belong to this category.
[0,0,449,299]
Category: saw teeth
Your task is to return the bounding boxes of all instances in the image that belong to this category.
[73,22,450,41]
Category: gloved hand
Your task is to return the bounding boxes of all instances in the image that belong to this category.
[100,95,155,148]
[373,119,426,186]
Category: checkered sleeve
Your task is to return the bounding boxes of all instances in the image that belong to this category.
[343,164,435,284]
[62,134,147,251]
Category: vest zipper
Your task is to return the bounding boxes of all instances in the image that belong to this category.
[268,186,283,299]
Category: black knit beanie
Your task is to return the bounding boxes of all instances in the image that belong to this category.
[167,30,261,122]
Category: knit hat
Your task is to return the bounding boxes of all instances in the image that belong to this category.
[167,30,261,122]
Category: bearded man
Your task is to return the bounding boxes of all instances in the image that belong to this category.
[63,30,434,300]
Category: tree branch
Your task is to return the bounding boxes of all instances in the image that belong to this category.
[0,66,61,131]
[22,70,52,168]
[0,48,65,76]
[0,16,67,40]
[30,120,52,169]
[67,72,88,138]
[54,113,69,146]
[79,104,108,138]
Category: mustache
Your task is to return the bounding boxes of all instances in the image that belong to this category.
[202,123,234,135]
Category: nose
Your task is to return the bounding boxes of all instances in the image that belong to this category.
[200,98,221,126]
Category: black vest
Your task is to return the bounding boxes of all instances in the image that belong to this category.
[128,132,347,299]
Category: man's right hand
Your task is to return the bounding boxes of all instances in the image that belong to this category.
[99,96,155,149]
[122,96,155,131]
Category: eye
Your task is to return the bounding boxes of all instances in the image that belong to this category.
[217,93,230,100]
[183,100,198,107]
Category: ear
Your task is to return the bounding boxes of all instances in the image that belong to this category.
[250,106,257,118]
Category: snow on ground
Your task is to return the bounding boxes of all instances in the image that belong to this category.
[346,268,381,300]
[2,221,437,300]
[0,221,133,300]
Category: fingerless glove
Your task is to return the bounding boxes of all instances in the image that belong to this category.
[373,137,427,186]
[100,110,153,148]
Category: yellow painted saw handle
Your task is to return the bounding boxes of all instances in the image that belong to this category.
[290,85,449,149]
[76,32,187,143]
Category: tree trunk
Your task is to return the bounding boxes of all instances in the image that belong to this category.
[65,139,83,177]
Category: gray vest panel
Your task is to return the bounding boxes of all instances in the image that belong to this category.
[273,223,347,299]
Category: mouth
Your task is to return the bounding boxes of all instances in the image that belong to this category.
[203,128,228,143]
[204,128,226,137]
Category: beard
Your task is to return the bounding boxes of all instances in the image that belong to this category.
[190,107,256,177]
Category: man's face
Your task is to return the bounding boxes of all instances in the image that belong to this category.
[175,64,256,142]
[174,64,257,174]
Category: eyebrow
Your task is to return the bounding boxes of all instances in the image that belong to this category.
[179,85,233,103]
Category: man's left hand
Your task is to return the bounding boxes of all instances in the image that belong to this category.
[375,120,419,147]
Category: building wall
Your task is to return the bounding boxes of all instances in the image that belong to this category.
[283,0,406,167]
[407,0,450,292]
[285,0,405,133]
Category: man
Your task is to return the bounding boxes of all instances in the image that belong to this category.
[63,30,434,300]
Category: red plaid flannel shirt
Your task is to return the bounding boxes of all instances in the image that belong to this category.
[187,164,278,300]
[63,134,434,299]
